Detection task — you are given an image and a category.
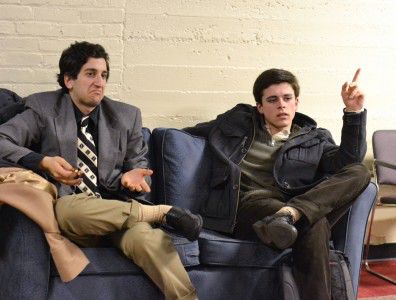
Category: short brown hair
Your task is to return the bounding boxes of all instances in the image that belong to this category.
[253,68,300,103]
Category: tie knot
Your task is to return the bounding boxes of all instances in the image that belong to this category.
[80,116,89,128]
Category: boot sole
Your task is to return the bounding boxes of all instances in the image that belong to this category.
[253,220,297,250]
[267,221,297,250]
[252,220,272,245]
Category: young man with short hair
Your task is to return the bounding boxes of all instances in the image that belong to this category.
[184,68,370,300]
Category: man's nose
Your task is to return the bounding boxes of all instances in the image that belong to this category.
[94,75,106,86]
[277,98,287,108]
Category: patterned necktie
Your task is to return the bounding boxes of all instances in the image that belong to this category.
[76,116,100,197]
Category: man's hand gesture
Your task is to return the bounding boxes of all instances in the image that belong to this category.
[341,68,365,112]
[40,156,82,186]
[121,168,153,193]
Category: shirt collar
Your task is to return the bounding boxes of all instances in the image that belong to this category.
[72,102,100,127]
[267,125,290,141]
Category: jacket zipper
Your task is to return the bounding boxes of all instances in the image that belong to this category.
[232,124,255,230]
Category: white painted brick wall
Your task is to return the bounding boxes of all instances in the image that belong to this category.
[1,0,396,161]
[80,9,124,23]
[33,7,81,23]
[0,21,15,34]
[0,5,33,20]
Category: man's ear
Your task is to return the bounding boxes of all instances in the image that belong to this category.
[64,75,74,89]
[256,102,264,114]
[295,97,299,109]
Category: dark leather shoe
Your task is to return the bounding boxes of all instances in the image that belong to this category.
[252,212,297,250]
[165,207,203,241]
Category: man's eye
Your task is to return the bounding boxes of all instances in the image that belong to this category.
[284,96,292,101]
[267,98,277,103]
[87,72,95,77]
[101,74,108,80]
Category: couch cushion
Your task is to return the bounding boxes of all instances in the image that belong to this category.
[152,128,211,213]
[50,233,199,277]
[198,229,289,268]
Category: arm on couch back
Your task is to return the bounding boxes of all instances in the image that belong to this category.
[0,205,50,300]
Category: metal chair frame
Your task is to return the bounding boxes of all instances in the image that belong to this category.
[363,131,396,284]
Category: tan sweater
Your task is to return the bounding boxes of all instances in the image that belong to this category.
[239,114,298,203]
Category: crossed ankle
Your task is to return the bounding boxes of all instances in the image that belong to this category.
[137,203,172,224]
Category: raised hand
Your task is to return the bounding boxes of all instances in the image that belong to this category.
[341,68,365,112]
[121,168,153,193]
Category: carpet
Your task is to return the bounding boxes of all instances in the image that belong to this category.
[358,260,396,299]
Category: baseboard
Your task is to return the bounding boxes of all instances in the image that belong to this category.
[366,243,396,260]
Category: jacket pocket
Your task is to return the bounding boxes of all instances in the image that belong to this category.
[286,139,322,165]
[203,183,232,218]
[210,165,230,188]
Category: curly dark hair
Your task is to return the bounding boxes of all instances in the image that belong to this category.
[57,41,110,93]
[253,68,300,103]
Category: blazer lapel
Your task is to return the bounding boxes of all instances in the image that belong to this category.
[97,106,121,185]
[54,94,78,167]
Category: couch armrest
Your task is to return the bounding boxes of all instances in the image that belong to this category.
[331,182,377,296]
[0,205,50,300]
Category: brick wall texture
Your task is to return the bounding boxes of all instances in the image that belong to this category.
[1,1,396,160]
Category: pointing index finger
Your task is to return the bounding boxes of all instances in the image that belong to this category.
[352,68,361,82]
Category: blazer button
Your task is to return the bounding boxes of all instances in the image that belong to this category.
[233,184,239,190]
[241,148,247,154]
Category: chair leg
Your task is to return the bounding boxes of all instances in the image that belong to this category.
[363,202,396,284]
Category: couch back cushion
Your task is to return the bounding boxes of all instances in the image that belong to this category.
[152,128,211,213]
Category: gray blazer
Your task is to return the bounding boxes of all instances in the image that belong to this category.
[0,90,148,197]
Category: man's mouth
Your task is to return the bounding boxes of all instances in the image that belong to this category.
[277,113,289,118]
[91,90,102,96]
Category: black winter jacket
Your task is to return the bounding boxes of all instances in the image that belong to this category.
[184,104,367,233]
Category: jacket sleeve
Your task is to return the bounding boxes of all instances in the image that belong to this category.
[122,107,149,172]
[183,106,238,138]
[0,103,43,164]
[183,119,219,138]
[115,107,151,199]
[319,110,367,173]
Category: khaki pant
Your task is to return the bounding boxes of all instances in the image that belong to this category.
[55,194,197,300]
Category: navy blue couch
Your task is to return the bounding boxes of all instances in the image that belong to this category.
[0,124,377,299]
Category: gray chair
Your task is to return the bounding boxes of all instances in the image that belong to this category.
[364,130,396,284]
